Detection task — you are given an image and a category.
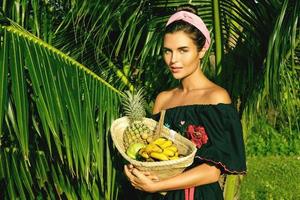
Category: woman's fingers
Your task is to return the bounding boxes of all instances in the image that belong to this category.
[143,171,151,176]
[127,164,134,170]
[124,165,158,190]
[142,171,159,181]
[125,164,133,172]
[124,165,134,180]
[132,168,158,184]
[125,166,159,181]
[124,166,129,176]
[149,175,159,181]
[124,165,140,183]
[124,166,157,192]
[131,168,144,178]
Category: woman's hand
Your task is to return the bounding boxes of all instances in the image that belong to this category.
[124,163,221,193]
[124,165,159,193]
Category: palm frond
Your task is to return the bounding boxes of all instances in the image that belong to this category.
[0,20,122,199]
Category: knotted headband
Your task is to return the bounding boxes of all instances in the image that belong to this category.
[166,11,211,49]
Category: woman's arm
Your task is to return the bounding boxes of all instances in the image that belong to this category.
[124,163,221,193]
[124,88,224,193]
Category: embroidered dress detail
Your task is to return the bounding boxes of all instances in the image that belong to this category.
[164,123,171,128]
[195,156,247,174]
[144,104,246,200]
[186,125,208,148]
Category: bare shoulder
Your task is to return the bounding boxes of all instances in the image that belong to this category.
[152,89,176,114]
[206,86,232,105]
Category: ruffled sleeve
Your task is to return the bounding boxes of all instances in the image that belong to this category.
[151,104,246,174]
[194,104,246,174]
[195,104,246,174]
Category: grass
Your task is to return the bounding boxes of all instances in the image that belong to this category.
[239,156,300,200]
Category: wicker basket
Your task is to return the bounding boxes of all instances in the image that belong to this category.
[110,110,197,180]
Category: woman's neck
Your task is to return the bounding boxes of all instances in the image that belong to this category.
[180,68,211,93]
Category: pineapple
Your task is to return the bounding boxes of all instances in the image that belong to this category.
[122,89,153,150]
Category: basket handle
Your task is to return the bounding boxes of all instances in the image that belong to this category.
[155,110,166,137]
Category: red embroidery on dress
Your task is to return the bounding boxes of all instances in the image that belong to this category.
[195,156,247,174]
[186,125,208,148]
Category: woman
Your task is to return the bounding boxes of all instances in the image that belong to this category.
[124,5,246,200]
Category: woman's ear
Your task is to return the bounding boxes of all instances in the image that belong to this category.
[198,48,207,59]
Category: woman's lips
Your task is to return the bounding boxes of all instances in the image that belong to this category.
[170,66,182,73]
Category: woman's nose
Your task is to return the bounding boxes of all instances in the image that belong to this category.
[171,53,177,63]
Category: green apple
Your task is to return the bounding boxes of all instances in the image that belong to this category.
[126,143,145,160]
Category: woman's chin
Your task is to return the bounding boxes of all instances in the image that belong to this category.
[172,73,184,80]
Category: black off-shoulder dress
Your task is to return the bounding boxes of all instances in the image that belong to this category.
[134,103,247,200]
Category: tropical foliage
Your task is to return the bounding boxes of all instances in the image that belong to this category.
[0,0,299,199]
[0,21,122,199]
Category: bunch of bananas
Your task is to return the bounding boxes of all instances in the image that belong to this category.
[138,137,179,161]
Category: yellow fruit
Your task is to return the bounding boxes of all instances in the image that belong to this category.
[137,147,153,160]
[145,144,163,153]
[126,143,146,160]
[146,157,155,162]
[162,149,175,157]
[169,155,179,160]
[169,151,179,160]
[153,137,167,145]
[122,89,149,149]
[158,140,173,149]
[150,152,169,161]
[139,150,150,159]
[165,145,178,153]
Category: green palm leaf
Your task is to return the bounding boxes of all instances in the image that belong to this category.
[0,29,8,138]
[1,0,299,199]
[0,20,122,199]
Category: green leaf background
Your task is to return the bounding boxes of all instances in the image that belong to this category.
[0,0,299,199]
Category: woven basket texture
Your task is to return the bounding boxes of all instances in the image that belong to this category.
[111,116,197,180]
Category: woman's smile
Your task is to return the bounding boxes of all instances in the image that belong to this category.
[170,65,183,73]
[163,31,202,79]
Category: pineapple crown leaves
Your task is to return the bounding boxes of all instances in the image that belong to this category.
[121,88,146,121]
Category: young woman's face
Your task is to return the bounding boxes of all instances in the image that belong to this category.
[163,30,203,80]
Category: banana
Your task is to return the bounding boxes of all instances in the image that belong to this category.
[140,152,149,159]
[158,140,173,149]
[138,148,148,159]
[145,143,163,153]
[168,152,179,160]
[165,145,178,153]
[146,157,155,162]
[152,137,167,146]
[169,155,179,160]
[136,138,180,162]
[150,152,169,161]
[162,149,175,157]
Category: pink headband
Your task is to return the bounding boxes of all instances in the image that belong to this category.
[166,11,211,49]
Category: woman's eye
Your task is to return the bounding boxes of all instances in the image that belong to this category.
[163,49,171,54]
[179,49,188,53]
